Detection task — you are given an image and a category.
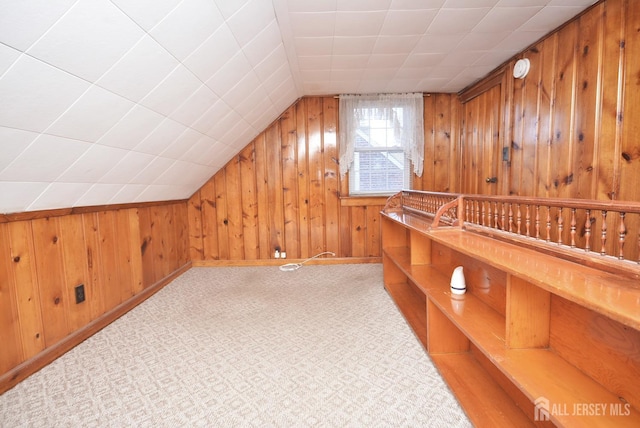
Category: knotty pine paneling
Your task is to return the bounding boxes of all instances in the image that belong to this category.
[460,0,639,205]
[0,202,189,392]
[189,95,460,263]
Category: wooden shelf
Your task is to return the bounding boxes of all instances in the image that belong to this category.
[427,228,640,331]
[430,353,535,427]
[385,281,426,347]
[380,209,640,427]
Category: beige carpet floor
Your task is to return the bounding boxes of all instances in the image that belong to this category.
[0,264,471,427]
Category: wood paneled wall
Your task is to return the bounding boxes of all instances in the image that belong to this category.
[0,202,190,392]
[188,95,460,263]
[460,0,640,203]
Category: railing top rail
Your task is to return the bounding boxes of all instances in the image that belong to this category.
[462,194,640,213]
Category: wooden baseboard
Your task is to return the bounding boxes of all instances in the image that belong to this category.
[0,262,192,395]
[192,257,382,267]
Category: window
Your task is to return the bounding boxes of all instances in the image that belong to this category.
[339,93,424,195]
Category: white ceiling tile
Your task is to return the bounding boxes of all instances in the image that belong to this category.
[180,136,221,164]
[153,160,214,186]
[150,0,224,61]
[391,0,446,9]
[294,37,333,56]
[74,183,124,207]
[394,67,434,79]
[0,134,90,182]
[111,0,182,32]
[261,63,295,93]
[99,151,156,184]
[494,30,547,51]
[285,0,337,13]
[184,25,240,82]
[170,84,219,126]
[97,35,179,102]
[403,53,446,67]
[0,127,39,171]
[0,44,20,76]
[224,73,262,109]
[163,128,205,160]
[334,11,386,37]
[297,56,332,70]
[385,78,423,92]
[299,69,332,82]
[108,184,148,204]
[192,100,234,134]
[140,66,202,117]
[368,54,408,68]
[254,45,289,82]
[27,0,144,82]
[207,110,244,140]
[243,21,284,67]
[373,36,421,54]
[57,145,128,183]
[380,10,438,36]
[413,33,465,53]
[440,50,485,66]
[214,0,252,19]
[0,182,50,214]
[332,55,370,68]
[206,53,252,96]
[427,8,491,34]
[133,119,188,156]
[0,55,89,132]
[497,0,547,7]
[97,105,165,150]
[457,31,512,51]
[330,68,365,81]
[0,0,76,51]
[520,6,589,31]
[46,85,134,142]
[332,37,378,55]
[473,50,514,66]
[443,0,498,6]
[548,0,596,6]
[129,156,175,185]
[338,0,392,11]
[28,182,93,211]
[227,0,276,47]
[475,7,542,32]
[289,12,336,37]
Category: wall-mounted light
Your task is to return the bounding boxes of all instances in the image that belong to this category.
[513,58,530,79]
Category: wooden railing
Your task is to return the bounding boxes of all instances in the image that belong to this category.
[388,190,640,278]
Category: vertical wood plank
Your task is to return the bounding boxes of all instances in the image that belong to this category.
[536,36,557,197]
[224,156,244,260]
[308,97,325,253]
[200,179,219,261]
[365,206,381,257]
[254,134,271,259]
[350,206,366,257]
[0,223,24,372]
[97,211,122,309]
[296,99,311,259]
[434,94,453,192]
[281,106,300,258]
[421,94,436,190]
[31,217,69,346]
[187,191,204,262]
[137,207,156,288]
[239,144,259,260]
[7,221,44,359]
[58,214,91,332]
[323,97,340,255]
[82,212,105,318]
[265,122,284,255]
[215,171,230,260]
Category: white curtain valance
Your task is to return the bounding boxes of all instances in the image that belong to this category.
[338,93,424,177]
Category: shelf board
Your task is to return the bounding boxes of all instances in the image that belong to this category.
[385,281,427,348]
[431,353,535,427]
[427,228,640,331]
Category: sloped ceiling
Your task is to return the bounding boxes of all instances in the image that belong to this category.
[0,0,596,214]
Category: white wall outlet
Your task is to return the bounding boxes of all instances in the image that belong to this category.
[274,250,280,258]
[280,251,287,259]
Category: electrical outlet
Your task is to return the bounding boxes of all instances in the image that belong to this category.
[280,251,287,259]
[274,250,280,258]
[75,284,85,304]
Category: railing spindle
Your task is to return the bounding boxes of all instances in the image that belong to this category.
[585,209,591,252]
[570,208,576,248]
[619,212,626,260]
[516,204,521,235]
[557,207,564,245]
[525,205,531,237]
[546,206,551,242]
[601,211,607,256]
[535,205,541,240]
[494,202,499,229]
[508,203,513,233]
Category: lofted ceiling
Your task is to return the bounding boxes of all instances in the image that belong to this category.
[0,0,596,214]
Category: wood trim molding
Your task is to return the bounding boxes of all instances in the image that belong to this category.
[340,196,390,207]
[192,257,381,267]
[0,199,189,224]
[0,262,192,395]
[458,68,506,104]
